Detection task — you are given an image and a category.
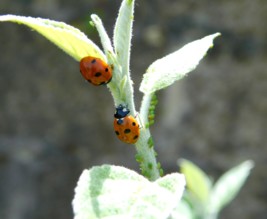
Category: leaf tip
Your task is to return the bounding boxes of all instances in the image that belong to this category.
[127,0,134,5]
[91,14,102,24]
[213,32,221,38]
[242,160,255,170]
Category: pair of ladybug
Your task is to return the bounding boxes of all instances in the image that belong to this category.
[80,56,140,144]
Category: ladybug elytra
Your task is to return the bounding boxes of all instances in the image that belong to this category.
[114,105,140,144]
[80,56,112,86]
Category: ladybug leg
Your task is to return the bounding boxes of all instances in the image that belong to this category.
[134,113,142,129]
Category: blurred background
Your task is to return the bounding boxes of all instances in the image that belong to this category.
[0,0,266,218]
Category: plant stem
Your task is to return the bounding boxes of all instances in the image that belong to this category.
[92,0,160,181]
[135,93,161,181]
[135,129,160,181]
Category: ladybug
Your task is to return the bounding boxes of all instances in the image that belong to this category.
[114,105,140,144]
[79,56,112,86]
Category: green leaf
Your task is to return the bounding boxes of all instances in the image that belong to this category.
[209,160,254,214]
[170,200,194,219]
[113,0,135,76]
[73,165,185,219]
[139,33,221,94]
[179,159,212,204]
[0,14,105,61]
[91,14,114,56]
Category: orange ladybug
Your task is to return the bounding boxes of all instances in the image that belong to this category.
[79,56,112,86]
[114,105,140,144]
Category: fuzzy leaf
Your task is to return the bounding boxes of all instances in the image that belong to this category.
[209,160,254,213]
[0,14,105,61]
[170,200,194,219]
[113,0,134,76]
[73,165,185,219]
[140,33,220,94]
[179,159,211,204]
[91,14,114,56]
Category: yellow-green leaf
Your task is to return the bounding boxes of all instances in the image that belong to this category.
[179,159,212,204]
[0,14,105,61]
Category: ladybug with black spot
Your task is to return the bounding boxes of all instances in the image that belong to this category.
[114,105,140,144]
[80,56,112,86]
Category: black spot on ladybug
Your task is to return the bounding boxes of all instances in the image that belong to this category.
[133,135,139,139]
[87,79,92,83]
[132,122,136,126]
[91,59,96,64]
[115,131,119,135]
[105,68,109,72]
[95,72,102,77]
[124,129,131,134]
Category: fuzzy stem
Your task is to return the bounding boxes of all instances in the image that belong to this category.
[92,0,160,180]
[140,93,152,124]
[135,93,160,181]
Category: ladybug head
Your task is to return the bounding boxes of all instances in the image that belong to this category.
[114,104,130,119]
